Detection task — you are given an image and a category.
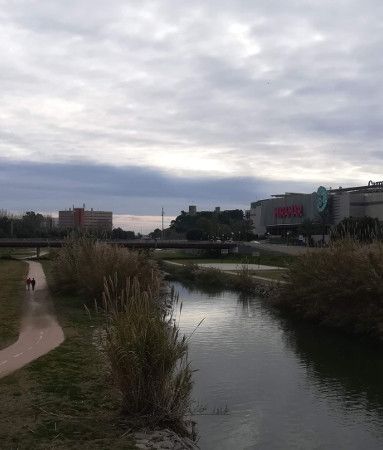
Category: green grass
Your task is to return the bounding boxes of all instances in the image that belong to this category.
[0,261,136,449]
[0,260,28,348]
[248,269,287,281]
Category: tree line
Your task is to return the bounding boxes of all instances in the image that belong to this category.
[0,212,136,239]
[164,209,255,241]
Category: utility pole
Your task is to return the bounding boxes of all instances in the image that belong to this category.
[161,207,164,239]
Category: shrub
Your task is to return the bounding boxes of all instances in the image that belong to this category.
[163,262,227,292]
[331,217,383,242]
[275,239,383,338]
[52,237,160,301]
[231,263,256,292]
[102,275,193,434]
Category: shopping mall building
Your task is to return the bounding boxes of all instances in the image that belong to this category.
[249,180,383,237]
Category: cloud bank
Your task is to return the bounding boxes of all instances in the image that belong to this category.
[0,159,317,215]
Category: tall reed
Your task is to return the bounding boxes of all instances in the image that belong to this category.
[102,275,193,434]
[275,239,383,338]
[52,236,160,301]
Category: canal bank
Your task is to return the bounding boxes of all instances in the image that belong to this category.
[162,260,281,298]
[162,240,383,342]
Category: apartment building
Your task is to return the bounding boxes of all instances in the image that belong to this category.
[58,205,113,232]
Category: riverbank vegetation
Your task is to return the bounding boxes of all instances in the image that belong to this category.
[0,260,27,348]
[0,238,196,447]
[275,240,383,340]
[102,276,193,434]
[162,261,277,296]
[0,261,136,449]
[51,238,194,437]
[51,236,160,301]
[153,247,295,268]
[331,216,383,242]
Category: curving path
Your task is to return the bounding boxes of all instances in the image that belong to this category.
[0,260,64,379]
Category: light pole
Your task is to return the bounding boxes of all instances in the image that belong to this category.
[161,207,164,239]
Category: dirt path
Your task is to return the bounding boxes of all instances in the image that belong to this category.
[0,261,64,379]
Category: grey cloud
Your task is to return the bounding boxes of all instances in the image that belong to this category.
[0,0,383,186]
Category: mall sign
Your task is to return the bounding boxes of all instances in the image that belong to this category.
[274,204,303,218]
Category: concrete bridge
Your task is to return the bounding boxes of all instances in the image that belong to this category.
[0,239,239,256]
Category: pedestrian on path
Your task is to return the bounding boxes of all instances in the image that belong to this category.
[26,277,31,291]
[31,278,36,291]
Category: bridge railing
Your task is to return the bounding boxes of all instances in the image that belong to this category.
[0,238,239,250]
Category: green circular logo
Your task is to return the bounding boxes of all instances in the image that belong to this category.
[316,186,328,212]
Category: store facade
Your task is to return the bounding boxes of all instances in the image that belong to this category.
[250,181,383,237]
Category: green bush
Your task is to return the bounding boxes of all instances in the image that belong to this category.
[275,240,383,338]
[52,237,160,301]
[102,275,193,435]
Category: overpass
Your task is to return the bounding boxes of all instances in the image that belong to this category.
[0,239,239,255]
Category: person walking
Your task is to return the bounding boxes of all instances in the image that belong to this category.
[31,278,36,291]
[26,277,31,291]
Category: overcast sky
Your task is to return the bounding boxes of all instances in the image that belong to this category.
[1,0,382,227]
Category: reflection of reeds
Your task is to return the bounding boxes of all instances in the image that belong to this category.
[275,240,383,338]
[52,236,160,301]
[102,275,193,435]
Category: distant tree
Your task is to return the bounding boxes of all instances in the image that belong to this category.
[14,211,45,237]
[149,228,162,239]
[169,208,253,241]
[111,227,135,239]
[0,216,12,237]
[186,229,207,241]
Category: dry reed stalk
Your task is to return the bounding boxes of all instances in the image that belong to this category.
[52,236,160,301]
[276,239,383,338]
[102,275,193,435]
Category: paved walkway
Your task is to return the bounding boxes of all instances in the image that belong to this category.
[0,261,64,379]
[197,263,284,271]
[165,261,284,271]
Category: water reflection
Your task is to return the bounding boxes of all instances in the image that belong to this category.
[174,282,383,449]
[280,316,383,419]
[239,291,383,414]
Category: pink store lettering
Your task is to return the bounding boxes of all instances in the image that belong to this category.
[274,204,303,218]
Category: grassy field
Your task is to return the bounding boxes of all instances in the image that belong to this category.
[0,259,28,349]
[0,261,136,449]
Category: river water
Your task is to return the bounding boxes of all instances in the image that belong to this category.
[174,282,383,449]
